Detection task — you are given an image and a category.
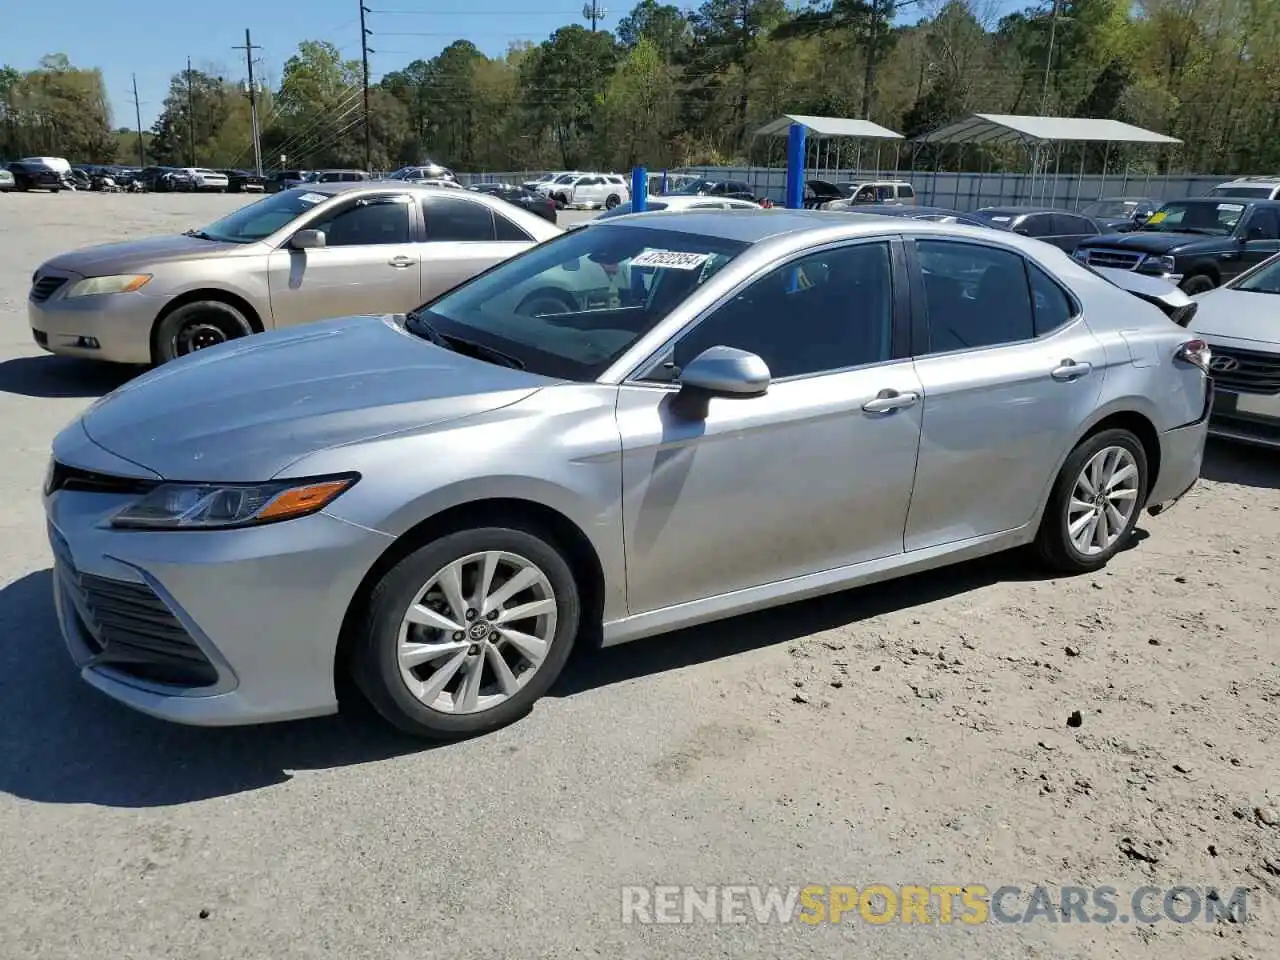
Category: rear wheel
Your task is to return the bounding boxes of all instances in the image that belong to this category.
[605,194,621,210]
[153,299,252,363]
[1036,429,1148,573]
[352,526,581,739]
[1180,274,1215,295]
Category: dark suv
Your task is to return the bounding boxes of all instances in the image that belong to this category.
[1072,197,1280,294]
[7,159,70,192]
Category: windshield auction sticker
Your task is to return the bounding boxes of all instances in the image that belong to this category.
[297,192,328,204]
[631,250,712,270]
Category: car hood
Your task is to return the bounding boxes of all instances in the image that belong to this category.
[1189,288,1280,345]
[1081,230,1219,254]
[80,315,552,482]
[41,234,250,275]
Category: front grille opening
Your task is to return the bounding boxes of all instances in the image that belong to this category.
[30,275,67,302]
[47,461,158,496]
[1209,346,1280,395]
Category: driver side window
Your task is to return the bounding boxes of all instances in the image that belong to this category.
[310,197,411,246]
[667,242,894,381]
[1244,208,1280,240]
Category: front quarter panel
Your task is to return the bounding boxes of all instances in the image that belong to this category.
[293,384,628,621]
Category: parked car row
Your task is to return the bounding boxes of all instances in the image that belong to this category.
[35,187,1217,742]
[522,171,633,210]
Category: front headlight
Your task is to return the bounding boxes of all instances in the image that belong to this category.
[1145,254,1177,273]
[110,475,357,530]
[64,274,152,298]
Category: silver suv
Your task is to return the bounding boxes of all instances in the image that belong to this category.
[1208,177,1280,201]
[28,183,561,364]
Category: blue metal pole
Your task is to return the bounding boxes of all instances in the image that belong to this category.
[661,169,668,194]
[631,166,647,212]
[786,123,807,209]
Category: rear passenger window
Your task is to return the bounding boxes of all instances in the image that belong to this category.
[916,240,1034,352]
[1027,262,1075,335]
[421,196,496,242]
[494,212,532,241]
[899,185,915,199]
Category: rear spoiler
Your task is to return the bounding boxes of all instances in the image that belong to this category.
[1092,266,1198,328]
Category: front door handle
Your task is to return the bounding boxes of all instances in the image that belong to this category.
[1051,359,1093,381]
[862,389,920,414]
[388,256,415,269]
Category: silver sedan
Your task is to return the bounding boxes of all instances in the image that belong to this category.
[27,182,560,364]
[45,211,1212,739]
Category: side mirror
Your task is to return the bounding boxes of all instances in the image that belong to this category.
[670,346,770,420]
[290,228,326,250]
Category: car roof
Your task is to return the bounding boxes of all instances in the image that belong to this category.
[598,208,1007,245]
[977,206,1070,215]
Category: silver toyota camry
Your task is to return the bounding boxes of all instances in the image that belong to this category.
[45,211,1213,739]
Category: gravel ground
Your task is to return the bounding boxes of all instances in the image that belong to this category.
[1,191,1278,959]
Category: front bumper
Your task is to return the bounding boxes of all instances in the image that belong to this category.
[44,439,394,726]
[28,271,160,364]
[1207,388,1280,449]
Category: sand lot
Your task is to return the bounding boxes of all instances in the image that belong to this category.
[0,190,1277,959]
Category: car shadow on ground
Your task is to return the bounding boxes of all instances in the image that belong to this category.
[1200,439,1280,488]
[0,355,142,398]
[0,542,1134,809]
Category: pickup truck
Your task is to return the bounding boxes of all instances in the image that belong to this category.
[1072,197,1280,294]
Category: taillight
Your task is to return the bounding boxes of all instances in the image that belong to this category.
[1175,338,1212,372]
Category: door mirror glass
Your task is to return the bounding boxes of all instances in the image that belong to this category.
[673,346,770,419]
[291,228,326,249]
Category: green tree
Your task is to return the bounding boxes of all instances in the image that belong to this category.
[617,1,693,61]
[520,26,619,168]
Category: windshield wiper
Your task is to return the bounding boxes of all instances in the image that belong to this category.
[440,334,525,370]
[405,309,450,348]
[183,228,218,240]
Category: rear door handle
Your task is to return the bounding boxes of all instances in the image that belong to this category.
[1051,360,1093,381]
[862,389,920,414]
[388,256,415,269]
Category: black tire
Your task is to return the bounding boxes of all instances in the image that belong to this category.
[352,526,581,740]
[153,299,253,363]
[1035,428,1149,574]
[554,193,568,209]
[1180,274,1215,295]
[605,194,620,210]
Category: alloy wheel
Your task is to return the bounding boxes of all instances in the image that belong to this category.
[396,551,558,715]
[1066,445,1140,556]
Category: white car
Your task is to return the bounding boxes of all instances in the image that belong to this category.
[522,172,565,192]
[595,194,762,220]
[535,172,584,201]
[175,168,230,192]
[568,174,631,210]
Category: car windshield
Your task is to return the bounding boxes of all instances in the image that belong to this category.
[971,210,1018,228]
[1082,200,1138,217]
[1209,186,1276,200]
[1233,255,1280,294]
[408,224,749,381]
[597,200,669,219]
[554,174,577,184]
[674,179,716,195]
[1141,201,1245,233]
[195,188,333,243]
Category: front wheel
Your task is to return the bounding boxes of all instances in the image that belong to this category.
[605,194,620,210]
[153,299,252,363]
[1036,429,1148,573]
[1180,274,1215,295]
[352,526,581,739]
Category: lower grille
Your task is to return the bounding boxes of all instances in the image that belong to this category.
[1208,345,1280,394]
[1084,249,1143,270]
[32,329,48,347]
[30,275,67,302]
[52,529,218,688]
[46,460,158,496]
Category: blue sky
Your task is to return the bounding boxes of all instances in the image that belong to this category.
[3,1,623,128]
[4,1,1027,131]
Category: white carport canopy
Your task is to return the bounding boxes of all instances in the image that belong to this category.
[914,113,1180,146]
[754,114,903,140]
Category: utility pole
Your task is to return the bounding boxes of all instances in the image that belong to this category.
[1040,0,1060,115]
[234,29,264,176]
[186,56,197,166]
[359,1,373,172]
[583,1,607,30]
[131,74,146,168]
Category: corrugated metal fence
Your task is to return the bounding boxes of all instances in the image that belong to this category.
[457,167,1230,210]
